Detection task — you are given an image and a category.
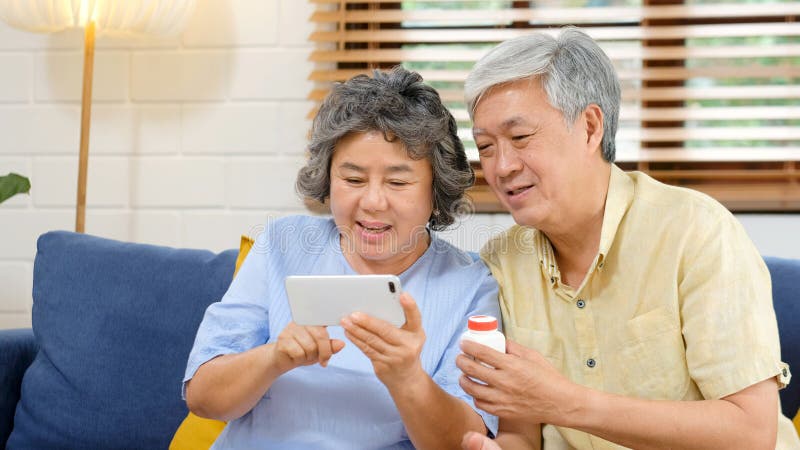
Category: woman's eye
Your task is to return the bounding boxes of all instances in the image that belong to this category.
[476,143,492,151]
[345,178,364,184]
[388,180,409,187]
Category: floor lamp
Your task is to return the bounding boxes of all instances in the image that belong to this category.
[0,0,196,233]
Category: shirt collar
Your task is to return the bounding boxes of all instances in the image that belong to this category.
[597,164,635,268]
[534,230,560,285]
[534,164,633,285]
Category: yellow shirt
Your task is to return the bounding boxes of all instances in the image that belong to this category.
[481,165,798,449]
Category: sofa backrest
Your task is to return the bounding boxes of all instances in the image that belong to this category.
[7,231,237,450]
[5,232,797,446]
[765,256,800,419]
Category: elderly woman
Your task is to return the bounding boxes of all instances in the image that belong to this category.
[183,66,500,449]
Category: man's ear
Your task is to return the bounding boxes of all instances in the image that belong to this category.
[583,104,604,156]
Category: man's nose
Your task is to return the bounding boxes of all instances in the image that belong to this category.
[495,142,522,178]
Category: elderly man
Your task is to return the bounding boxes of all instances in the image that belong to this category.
[456,27,798,449]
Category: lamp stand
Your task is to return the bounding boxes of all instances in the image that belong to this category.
[75,21,95,233]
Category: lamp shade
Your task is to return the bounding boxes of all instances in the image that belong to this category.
[0,0,195,36]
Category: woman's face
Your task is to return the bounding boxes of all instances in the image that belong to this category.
[329,131,434,275]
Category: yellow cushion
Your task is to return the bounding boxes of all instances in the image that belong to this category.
[233,235,254,278]
[169,413,227,450]
[169,235,255,450]
[794,411,799,437]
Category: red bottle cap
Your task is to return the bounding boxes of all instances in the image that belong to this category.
[468,315,498,331]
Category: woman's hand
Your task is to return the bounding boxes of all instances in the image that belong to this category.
[273,321,345,373]
[341,292,426,388]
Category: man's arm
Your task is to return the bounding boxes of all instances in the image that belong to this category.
[573,377,778,449]
[457,339,779,450]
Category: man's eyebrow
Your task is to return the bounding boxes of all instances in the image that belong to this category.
[473,116,529,136]
[500,116,527,129]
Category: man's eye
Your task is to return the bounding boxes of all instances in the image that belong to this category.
[512,134,532,141]
[476,143,492,151]
[388,180,409,186]
[345,178,364,184]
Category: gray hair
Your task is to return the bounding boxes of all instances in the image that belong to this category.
[465,27,621,162]
[296,66,474,230]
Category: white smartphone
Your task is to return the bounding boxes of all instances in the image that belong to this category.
[284,275,405,327]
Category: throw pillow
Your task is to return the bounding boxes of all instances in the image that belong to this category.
[7,232,238,449]
[795,411,799,437]
[169,235,254,450]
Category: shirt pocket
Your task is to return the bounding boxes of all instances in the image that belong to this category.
[616,306,691,400]
[507,324,564,367]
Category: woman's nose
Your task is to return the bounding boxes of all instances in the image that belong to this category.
[360,183,388,211]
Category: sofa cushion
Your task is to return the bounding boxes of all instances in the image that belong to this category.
[0,329,37,448]
[7,231,237,450]
[765,256,800,419]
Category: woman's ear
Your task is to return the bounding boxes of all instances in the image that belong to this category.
[583,104,604,156]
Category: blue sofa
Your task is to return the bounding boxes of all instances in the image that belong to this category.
[1,231,237,449]
[0,231,798,448]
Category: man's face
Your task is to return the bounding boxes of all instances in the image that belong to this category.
[472,78,592,229]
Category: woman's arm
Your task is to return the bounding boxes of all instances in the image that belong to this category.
[186,323,344,422]
[185,343,283,421]
[389,368,488,449]
[461,420,542,450]
[342,292,488,450]
[493,419,541,450]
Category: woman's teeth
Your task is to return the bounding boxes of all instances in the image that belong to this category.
[360,223,390,233]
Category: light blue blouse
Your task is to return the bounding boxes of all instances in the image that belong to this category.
[184,215,500,449]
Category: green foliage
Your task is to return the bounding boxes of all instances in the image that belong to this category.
[0,173,31,204]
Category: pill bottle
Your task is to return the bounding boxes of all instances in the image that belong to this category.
[460,315,505,355]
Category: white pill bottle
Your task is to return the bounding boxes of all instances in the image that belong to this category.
[460,315,506,355]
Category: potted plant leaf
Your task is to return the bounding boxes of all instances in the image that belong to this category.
[0,173,31,204]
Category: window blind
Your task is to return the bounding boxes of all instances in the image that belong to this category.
[308,0,800,212]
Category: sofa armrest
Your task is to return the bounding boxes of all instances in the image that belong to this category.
[0,328,37,446]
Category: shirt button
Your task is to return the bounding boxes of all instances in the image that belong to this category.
[586,358,596,368]
[783,368,789,377]
[576,299,586,309]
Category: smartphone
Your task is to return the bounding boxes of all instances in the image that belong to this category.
[284,275,405,327]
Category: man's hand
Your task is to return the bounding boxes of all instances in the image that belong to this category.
[462,431,503,450]
[456,339,581,427]
[340,292,426,387]
[274,321,345,372]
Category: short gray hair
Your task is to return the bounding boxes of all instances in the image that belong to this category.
[465,27,621,162]
[297,66,474,230]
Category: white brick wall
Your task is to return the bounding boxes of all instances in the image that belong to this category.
[0,54,31,102]
[35,51,129,101]
[2,0,799,330]
[0,0,314,328]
